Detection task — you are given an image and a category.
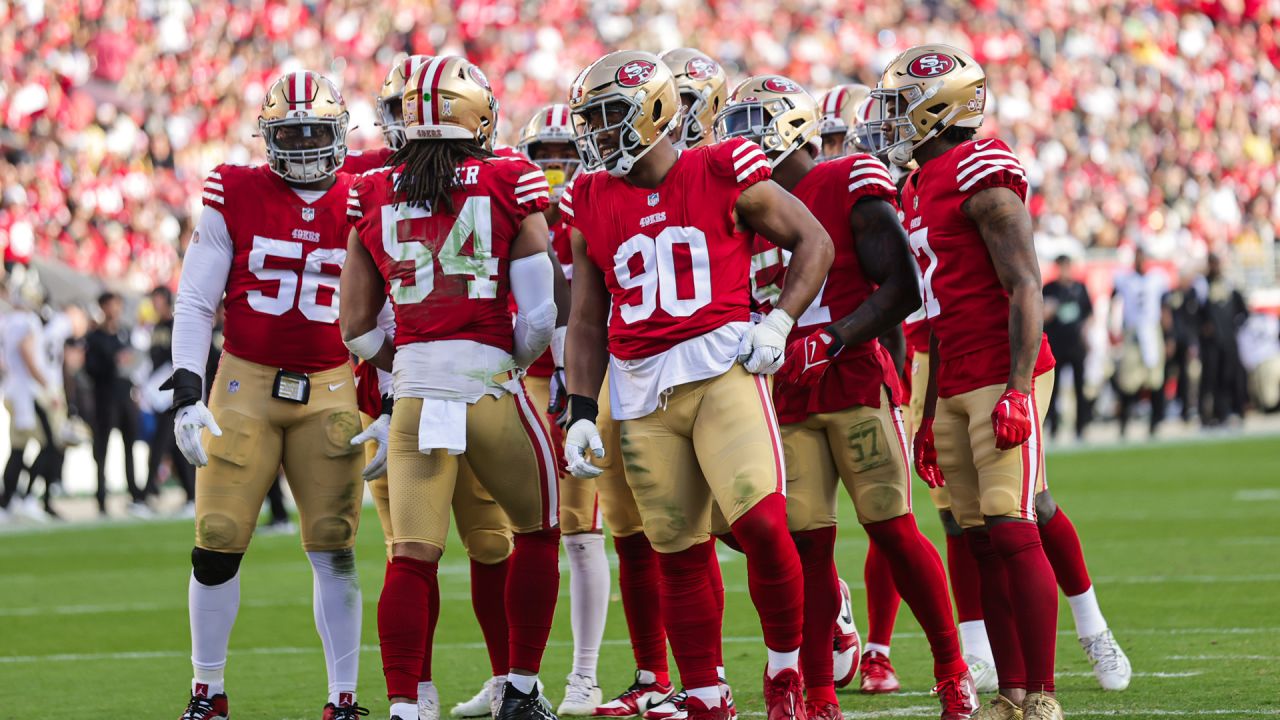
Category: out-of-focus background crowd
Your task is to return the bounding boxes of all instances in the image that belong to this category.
[2,0,1280,522]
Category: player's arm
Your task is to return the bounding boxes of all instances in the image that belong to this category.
[735,180,834,319]
[563,225,610,477]
[826,196,921,349]
[509,211,556,367]
[965,187,1041,394]
[18,327,50,389]
[880,326,906,375]
[170,206,232,398]
[340,227,395,372]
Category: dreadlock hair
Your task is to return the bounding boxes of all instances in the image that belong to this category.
[388,139,496,213]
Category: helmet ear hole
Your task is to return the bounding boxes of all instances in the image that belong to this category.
[653,99,664,121]
[926,103,948,115]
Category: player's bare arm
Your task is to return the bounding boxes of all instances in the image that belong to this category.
[826,196,921,348]
[965,186,1041,394]
[734,179,834,317]
[339,227,395,372]
[565,226,609,401]
[551,248,570,327]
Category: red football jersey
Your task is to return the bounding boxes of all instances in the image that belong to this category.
[561,138,772,360]
[901,138,1054,397]
[526,213,573,378]
[749,234,786,317]
[201,164,352,373]
[770,155,904,423]
[348,156,550,351]
[341,147,393,176]
[903,313,931,357]
[355,360,381,417]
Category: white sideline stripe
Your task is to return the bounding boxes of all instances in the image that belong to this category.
[1168,654,1280,660]
[1234,488,1280,501]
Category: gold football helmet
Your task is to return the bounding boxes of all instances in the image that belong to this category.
[868,44,986,167]
[402,56,498,145]
[518,104,579,201]
[659,48,728,149]
[816,83,870,160]
[376,54,433,150]
[258,70,349,183]
[568,50,679,176]
[714,74,820,167]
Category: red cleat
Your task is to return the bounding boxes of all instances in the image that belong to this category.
[832,579,862,689]
[805,700,843,720]
[180,690,229,720]
[859,652,900,694]
[933,671,979,720]
[763,669,808,720]
[595,671,675,717]
[683,695,731,720]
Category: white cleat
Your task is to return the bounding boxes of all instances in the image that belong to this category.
[420,683,441,720]
[965,655,999,694]
[452,676,505,718]
[832,578,862,688]
[558,673,602,716]
[1081,628,1131,691]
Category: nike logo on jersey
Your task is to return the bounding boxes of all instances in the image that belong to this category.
[328,382,346,391]
[974,139,995,151]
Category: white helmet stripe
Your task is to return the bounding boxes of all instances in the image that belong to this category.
[292,72,306,110]
[418,56,449,126]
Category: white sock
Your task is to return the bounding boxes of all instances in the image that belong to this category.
[765,648,799,677]
[686,686,721,707]
[508,673,539,694]
[716,665,726,681]
[190,572,240,698]
[308,550,362,702]
[1067,585,1108,639]
[564,533,609,681]
[957,620,994,664]
[864,642,891,658]
[390,701,419,719]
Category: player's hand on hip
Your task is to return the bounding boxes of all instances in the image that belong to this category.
[776,327,842,388]
[738,309,795,375]
[563,394,604,478]
[913,417,945,488]
[991,388,1033,450]
[351,413,391,481]
[174,401,221,467]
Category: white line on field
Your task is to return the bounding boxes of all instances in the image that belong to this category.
[733,712,1280,719]
[1168,654,1280,660]
[1234,488,1280,501]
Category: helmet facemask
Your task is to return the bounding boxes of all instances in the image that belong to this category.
[526,141,581,202]
[714,98,807,168]
[865,84,928,167]
[260,115,349,184]
[675,88,709,149]
[376,94,406,150]
[571,93,672,177]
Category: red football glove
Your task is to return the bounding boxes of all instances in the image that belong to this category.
[776,329,841,388]
[991,388,1033,450]
[913,418,945,488]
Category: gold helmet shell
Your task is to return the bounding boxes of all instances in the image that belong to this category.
[376,54,433,150]
[715,74,819,167]
[868,44,986,167]
[568,50,679,176]
[258,70,349,183]
[402,56,498,145]
[659,48,728,149]
[518,104,580,202]
[817,84,871,139]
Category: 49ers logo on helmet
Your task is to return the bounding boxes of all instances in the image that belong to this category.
[907,53,956,78]
[617,60,657,87]
[763,77,801,93]
[468,65,491,89]
[686,57,718,79]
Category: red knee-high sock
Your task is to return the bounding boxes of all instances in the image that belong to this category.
[615,533,669,680]
[507,529,561,672]
[659,540,722,689]
[378,556,438,699]
[729,494,804,652]
[716,531,744,554]
[966,529,1026,690]
[471,558,510,676]
[864,540,901,648]
[707,538,726,671]
[864,515,966,679]
[421,563,442,682]
[990,522,1058,694]
[945,533,984,622]
[795,526,839,704]
[1039,508,1092,597]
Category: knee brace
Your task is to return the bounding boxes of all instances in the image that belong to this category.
[938,509,965,537]
[191,546,244,586]
[1034,490,1058,526]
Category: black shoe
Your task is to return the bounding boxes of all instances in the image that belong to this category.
[323,701,370,719]
[497,681,558,720]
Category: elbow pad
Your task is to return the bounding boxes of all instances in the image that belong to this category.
[514,302,557,368]
[344,327,386,361]
[510,253,557,367]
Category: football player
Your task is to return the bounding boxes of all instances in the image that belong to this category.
[561,51,833,720]
[340,56,561,720]
[815,84,870,161]
[717,75,978,720]
[868,44,1062,720]
[169,71,372,720]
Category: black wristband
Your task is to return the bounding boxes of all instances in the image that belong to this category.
[822,325,847,357]
[160,368,203,411]
[380,393,394,416]
[565,394,598,427]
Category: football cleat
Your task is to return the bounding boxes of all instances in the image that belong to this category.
[832,578,862,688]
[596,671,674,717]
[719,681,736,720]
[497,681,559,720]
[965,656,999,694]
[642,690,685,720]
[804,700,842,720]
[180,690,229,720]
[453,676,507,718]
[859,651,900,694]
[683,696,730,720]
[322,700,370,719]
[559,673,603,716]
[420,684,442,720]
[972,695,1023,720]
[1020,693,1062,720]
[933,671,979,720]
[1080,629,1131,691]
[763,668,807,720]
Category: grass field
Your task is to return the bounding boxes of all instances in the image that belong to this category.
[2,435,1279,719]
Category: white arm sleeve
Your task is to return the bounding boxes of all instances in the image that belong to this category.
[172,207,233,380]
[376,299,396,397]
[510,252,556,367]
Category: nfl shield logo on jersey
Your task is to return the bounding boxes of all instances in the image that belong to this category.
[647,192,660,207]
[301,207,315,222]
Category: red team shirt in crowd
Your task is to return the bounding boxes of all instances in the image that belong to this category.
[347,156,550,351]
[769,154,905,424]
[201,163,353,373]
[900,138,1054,398]
[560,137,772,360]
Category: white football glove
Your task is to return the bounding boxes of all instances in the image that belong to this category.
[564,418,605,479]
[174,401,222,467]
[738,309,795,375]
[350,413,391,481]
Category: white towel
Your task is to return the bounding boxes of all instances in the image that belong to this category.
[418,399,468,455]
